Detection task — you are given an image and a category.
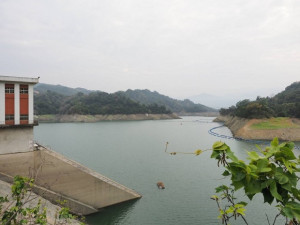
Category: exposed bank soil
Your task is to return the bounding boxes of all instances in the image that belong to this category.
[37,113,180,123]
[214,116,300,141]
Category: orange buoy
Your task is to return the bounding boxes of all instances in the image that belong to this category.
[157,181,165,189]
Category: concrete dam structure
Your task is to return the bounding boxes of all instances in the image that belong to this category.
[0,75,141,215]
[0,145,141,215]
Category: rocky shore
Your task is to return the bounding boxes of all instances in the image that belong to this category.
[215,116,300,141]
[37,113,180,123]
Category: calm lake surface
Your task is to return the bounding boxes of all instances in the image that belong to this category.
[34,117,298,225]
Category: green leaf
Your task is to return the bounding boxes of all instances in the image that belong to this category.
[210,150,220,159]
[245,179,261,195]
[211,195,218,200]
[283,202,300,220]
[271,137,279,147]
[246,166,251,174]
[247,151,260,161]
[275,169,289,184]
[232,170,246,182]
[232,180,244,190]
[237,201,248,207]
[213,141,225,149]
[236,207,246,216]
[215,185,228,193]
[286,172,297,187]
[282,148,296,160]
[256,158,271,173]
[291,188,300,201]
[226,151,238,163]
[270,181,282,201]
[225,206,234,214]
[262,188,274,204]
[282,182,292,192]
[222,170,230,176]
[275,148,296,161]
[282,205,294,219]
[283,159,293,173]
[234,204,245,208]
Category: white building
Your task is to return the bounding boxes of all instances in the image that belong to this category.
[0,75,39,154]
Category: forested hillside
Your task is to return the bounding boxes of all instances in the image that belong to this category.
[117,89,217,113]
[35,83,92,96]
[34,84,216,115]
[34,91,171,115]
[220,82,300,118]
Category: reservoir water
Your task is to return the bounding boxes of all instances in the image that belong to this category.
[34,117,297,225]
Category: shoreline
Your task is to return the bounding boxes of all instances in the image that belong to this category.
[214,116,300,142]
[37,113,181,123]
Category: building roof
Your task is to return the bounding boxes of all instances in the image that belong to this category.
[0,75,39,84]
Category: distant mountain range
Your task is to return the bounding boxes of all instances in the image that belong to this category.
[117,89,217,113]
[34,83,217,115]
[35,83,93,96]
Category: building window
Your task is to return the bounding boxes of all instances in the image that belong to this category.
[20,114,29,120]
[5,114,14,121]
[20,85,28,94]
[5,84,14,93]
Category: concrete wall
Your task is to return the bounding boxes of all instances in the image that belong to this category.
[28,84,34,124]
[0,83,4,124]
[0,147,141,215]
[0,127,34,154]
[14,84,20,125]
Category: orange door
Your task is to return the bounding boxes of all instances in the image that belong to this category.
[20,85,29,124]
[5,84,14,125]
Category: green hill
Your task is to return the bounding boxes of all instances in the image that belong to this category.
[34,91,171,115]
[220,81,300,118]
[34,84,216,115]
[117,89,217,113]
[34,83,92,96]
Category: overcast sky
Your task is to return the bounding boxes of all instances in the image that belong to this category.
[0,0,299,102]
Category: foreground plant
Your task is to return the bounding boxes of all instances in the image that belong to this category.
[166,137,300,224]
[0,176,84,225]
[211,137,300,225]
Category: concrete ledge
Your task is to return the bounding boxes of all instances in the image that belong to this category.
[0,147,141,215]
[0,171,98,215]
[0,120,39,128]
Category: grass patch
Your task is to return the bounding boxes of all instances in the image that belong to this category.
[251,117,300,130]
[38,114,57,120]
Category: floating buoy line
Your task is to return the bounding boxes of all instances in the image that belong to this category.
[208,125,300,150]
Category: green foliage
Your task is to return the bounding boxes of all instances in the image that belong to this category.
[35,84,218,115]
[0,176,83,225]
[0,176,47,225]
[210,138,300,224]
[35,83,92,96]
[54,200,84,225]
[220,81,300,118]
[117,89,217,113]
[35,91,171,115]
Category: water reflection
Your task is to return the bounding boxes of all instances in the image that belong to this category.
[86,200,139,225]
